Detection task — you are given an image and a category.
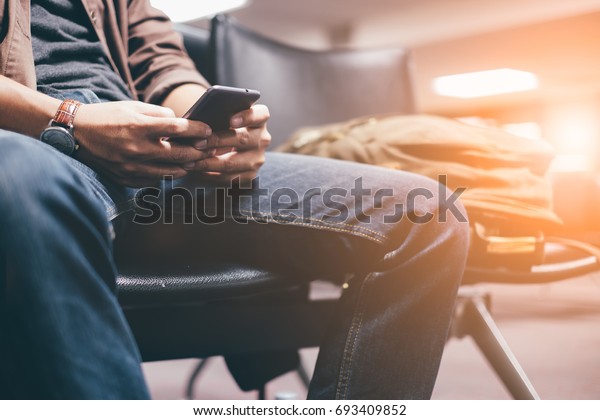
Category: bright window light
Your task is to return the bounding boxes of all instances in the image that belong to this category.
[546,105,599,155]
[502,122,543,140]
[432,68,539,98]
[548,154,593,173]
[150,0,249,23]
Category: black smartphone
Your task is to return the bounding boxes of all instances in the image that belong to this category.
[183,85,261,131]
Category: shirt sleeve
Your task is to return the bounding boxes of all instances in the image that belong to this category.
[126,0,210,104]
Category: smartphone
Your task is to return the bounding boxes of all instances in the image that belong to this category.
[183,85,261,132]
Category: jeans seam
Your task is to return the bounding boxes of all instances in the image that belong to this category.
[141,207,387,244]
[109,198,138,221]
[63,155,124,220]
[334,272,372,399]
[237,209,387,244]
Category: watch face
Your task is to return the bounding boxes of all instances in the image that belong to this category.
[40,126,76,155]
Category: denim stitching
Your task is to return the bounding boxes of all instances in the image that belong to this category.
[237,209,388,243]
[239,210,387,239]
[236,210,384,244]
[242,216,382,244]
[66,157,120,220]
[113,197,141,220]
[106,197,142,222]
[334,272,372,399]
[128,200,393,243]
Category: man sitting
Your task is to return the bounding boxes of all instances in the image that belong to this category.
[0,0,469,399]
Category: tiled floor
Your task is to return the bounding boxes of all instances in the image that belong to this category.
[143,272,600,400]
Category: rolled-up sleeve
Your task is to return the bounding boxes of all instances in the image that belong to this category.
[126,0,210,104]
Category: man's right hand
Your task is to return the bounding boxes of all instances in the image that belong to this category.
[74,101,212,187]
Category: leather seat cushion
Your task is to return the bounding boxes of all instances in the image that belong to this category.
[117,263,291,307]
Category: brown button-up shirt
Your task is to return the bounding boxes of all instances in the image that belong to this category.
[0,0,209,104]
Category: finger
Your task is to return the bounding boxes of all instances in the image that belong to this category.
[188,149,265,174]
[136,163,190,179]
[145,139,211,164]
[204,129,255,151]
[190,170,259,186]
[214,146,235,156]
[230,104,270,129]
[143,116,212,139]
[207,146,234,158]
[202,128,271,151]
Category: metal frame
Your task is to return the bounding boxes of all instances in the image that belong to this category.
[449,287,539,399]
[182,239,600,400]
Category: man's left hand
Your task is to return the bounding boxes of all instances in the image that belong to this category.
[186,104,271,184]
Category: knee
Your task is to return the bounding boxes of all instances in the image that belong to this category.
[384,171,470,260]
[413,174,469,236]
[430,180,470,262]
[0,133,104,235]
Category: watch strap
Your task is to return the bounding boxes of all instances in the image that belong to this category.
[52,99,81,129]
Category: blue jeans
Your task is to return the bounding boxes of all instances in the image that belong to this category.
[0,131,148,399]
[0,105,469,399]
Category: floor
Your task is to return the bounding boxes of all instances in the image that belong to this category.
[142,271,600,400]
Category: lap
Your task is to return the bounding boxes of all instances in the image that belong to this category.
[113,152,452,279]
[0,133,458,278]
[129,152,445,242]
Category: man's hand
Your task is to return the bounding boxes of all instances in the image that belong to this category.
[185,104,271,184]
[74,101,212,187]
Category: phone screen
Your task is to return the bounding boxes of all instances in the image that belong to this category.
[183,85,261,132]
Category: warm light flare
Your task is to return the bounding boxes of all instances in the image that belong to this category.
[548,154,594,173]
[544,103,600,172]
[150,0,249,23]
[502,122,542,140]
[547,107,598,154]
[432,68,539,98]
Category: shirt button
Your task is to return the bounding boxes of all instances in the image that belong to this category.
[90,10,97,24]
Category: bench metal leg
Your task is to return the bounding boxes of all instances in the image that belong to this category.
[186,358,210,399]
[185,357,297,400]
[451,288,540,400]
[185,288,540,399]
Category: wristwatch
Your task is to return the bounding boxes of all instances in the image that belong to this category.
[39,99,82,155]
